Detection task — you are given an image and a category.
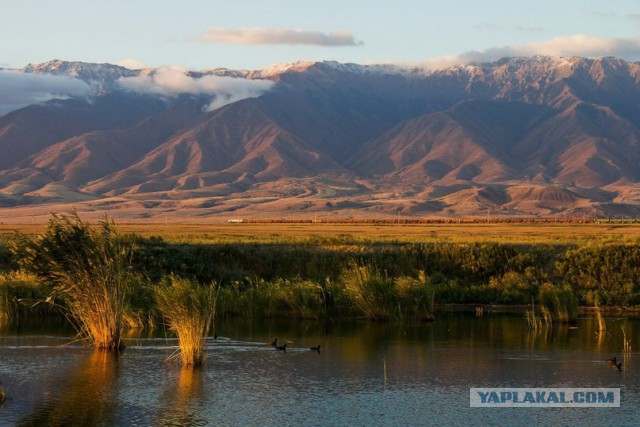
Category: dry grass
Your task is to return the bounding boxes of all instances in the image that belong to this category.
[2,222,640,245]
[11,213,131,351]
[155,277,216,368]
[525,299,542,331]
[0,270,52,322]
[538,283,578,323]
[342,263,394,320]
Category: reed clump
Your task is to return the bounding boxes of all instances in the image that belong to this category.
[154,276,216,368]
[538,283,578,323]
[394,271,435,321]
[342,264,435,321]
[266,278,326,319]
[342,262,395,320]
[11,212,131,351]
[525,299,542,331]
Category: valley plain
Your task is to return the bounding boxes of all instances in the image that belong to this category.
[2,220,640,244]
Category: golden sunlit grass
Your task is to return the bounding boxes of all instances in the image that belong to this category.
[0,270,51,322]
[341,264,435,321]
[342,263,394,320]
[155,276,216,368]
[2,222,640,245]
[11,213,131,351]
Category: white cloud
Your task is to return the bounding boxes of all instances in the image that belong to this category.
[116,67,275,112]
[199,27,363,46]
[0,70,91,116]
[418,34,640,70]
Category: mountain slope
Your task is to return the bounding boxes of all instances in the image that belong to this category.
[83,98,346,196]
[1,56,640,218]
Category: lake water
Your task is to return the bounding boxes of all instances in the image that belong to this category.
[1,312,639,425]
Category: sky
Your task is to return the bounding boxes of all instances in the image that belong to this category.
[1,0,640,71]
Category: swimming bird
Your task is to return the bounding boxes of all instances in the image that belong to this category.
[607,356,622,371]
[310,344,321,353]
[276,343,287,351]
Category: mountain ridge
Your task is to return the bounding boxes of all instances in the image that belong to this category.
[1,56,640,220]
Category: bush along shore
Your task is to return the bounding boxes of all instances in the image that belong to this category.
[2,214,640,337]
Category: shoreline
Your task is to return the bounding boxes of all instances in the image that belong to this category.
[436,304,640,315]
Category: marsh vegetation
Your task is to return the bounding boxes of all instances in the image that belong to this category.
[1,214,639,345]
[10,213,131,350]
[154,276,216,367]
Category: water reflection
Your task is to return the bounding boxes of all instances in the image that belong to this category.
[18,350,121,426]
[2,313,640,425]
[155,368,207,426]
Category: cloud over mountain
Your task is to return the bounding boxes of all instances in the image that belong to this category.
[116,67,275,111]
[0,70,91,115]
[199,27,363,46]
[419,34,640,69]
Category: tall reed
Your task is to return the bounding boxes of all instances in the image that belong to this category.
[394,271,435,321]
[525,298,541,331]
[342,262,395,320]
[154,276,216,368]
[11,212,131,351]
[538,283,578,323]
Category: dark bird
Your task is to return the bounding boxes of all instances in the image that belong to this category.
[607,356,622,371]
[276,343,287,351]
[310,344,321,353]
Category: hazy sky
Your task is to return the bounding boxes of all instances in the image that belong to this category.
[1,0,640,70]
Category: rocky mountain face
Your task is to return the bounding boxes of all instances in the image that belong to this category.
[1,56,639,219]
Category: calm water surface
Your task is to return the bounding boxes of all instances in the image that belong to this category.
[1,313,639,425]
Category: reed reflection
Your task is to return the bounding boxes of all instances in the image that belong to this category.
[155,367,206,426]
[18,350,120,426]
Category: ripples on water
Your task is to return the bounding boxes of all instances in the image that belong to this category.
[1,314,639,425]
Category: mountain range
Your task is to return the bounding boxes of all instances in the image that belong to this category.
[1,56,639,221]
